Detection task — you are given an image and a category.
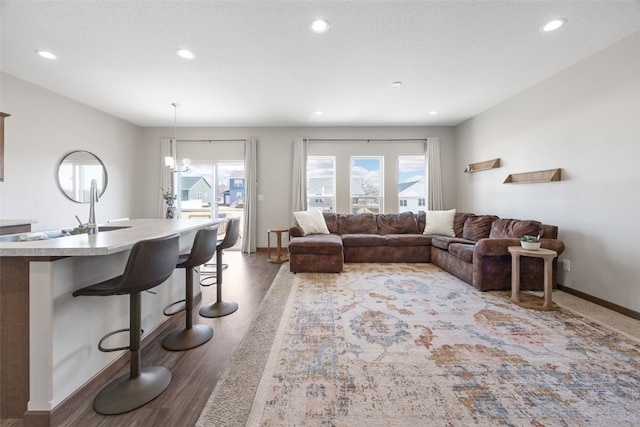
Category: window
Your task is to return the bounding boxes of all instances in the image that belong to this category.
[307,156,335,212]
[398,156,426,213]
[351,157,383,214]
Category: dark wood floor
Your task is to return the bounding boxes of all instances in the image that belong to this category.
[48,251,280,427]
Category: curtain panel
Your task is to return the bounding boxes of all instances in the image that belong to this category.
[425,137,443,210]
[159,138,175,218]
[290,137,308,225]
[242,137,258,253]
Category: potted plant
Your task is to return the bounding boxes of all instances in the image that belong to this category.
[520,235,541,250]
[161,187,177,219]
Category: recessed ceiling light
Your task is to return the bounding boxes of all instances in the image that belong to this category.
[391,81,403,87]
[176,49,196,59]
[35,50,57,60]
[310,19,329,33]
[315,111,323,116]
[429,111,439,116]
[542,18,567,32]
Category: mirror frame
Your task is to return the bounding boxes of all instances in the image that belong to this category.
[56,150,108,203]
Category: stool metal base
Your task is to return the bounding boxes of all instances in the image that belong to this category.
[93,366,171,415]
[162,324,214,351]
[199,300,238,318]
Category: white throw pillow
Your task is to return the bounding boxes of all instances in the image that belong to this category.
[293,210,330,236]
[424,209,456,237]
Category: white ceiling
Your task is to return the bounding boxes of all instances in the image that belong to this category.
[2,1,639,128]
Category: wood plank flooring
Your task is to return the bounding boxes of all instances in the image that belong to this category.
[5,253,638,427]
[49,251,280,427]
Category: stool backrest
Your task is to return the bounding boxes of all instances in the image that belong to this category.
[116,233,180,294]
[218,217,240,251]
[181,226,219,268]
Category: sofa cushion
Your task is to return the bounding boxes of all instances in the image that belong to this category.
[322,212,340,234]
[338,213,378,234]
[378,212,419,234]
[448,243,474,263]
[385,234,432,247]
[293,210,330,235]
[462,215,498,241]
[431,236,475,251]
[489,218,542,239]
[416,211,426,233]
[454,213,475,238]
[288,234,343,255]
[424,209,456,237]
[342,234,387,247]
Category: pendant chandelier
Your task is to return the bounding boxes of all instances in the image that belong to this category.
[165,102,191,173]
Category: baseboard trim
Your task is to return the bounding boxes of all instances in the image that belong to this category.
[557,284,640,320]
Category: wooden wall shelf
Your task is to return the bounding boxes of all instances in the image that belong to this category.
[503,168,561,184]
[464,158,500,173]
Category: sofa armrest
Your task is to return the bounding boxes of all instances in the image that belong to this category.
[474,238,565,257]
[474,238,520,257]
[289,225,304,238]
[472,237,565,291]
[540,238,565,255]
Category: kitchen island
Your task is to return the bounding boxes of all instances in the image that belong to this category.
[0,218,223,425]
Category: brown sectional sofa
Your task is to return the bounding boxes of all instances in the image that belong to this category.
[288,211,565,292]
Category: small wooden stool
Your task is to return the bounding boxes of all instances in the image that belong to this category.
[508,246,558,311]
[267,228,289,264]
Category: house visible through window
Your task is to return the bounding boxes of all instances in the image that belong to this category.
[306,156,335,212]
[351,156,383,214]
[398,156,426,213]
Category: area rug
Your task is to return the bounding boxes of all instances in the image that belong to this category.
[197,263,640,426]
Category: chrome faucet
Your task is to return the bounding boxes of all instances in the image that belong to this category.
[87,179,99,234]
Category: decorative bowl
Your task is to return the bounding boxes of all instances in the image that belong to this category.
[521,241,541,250]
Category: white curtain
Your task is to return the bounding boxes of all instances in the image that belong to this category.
[290,137,308,224]
[425,137,444,210]
[159,138,175,218]
[242,136,258,253]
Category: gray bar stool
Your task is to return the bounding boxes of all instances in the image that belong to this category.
[199,217,240,318]
[72,234,180,415]
[162,226,218,351]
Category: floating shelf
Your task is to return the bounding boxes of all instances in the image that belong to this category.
[464,158,500,173]
[503,168,561,184]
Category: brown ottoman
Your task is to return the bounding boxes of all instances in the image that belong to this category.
[288,234,344,273]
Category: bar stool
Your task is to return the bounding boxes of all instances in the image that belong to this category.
[199,217,240,318]
[72,234,180,415]
[162,226,218,351]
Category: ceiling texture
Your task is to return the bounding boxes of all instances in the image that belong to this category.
[2,1,639,128]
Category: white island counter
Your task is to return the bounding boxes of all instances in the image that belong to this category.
[0,218,223,426]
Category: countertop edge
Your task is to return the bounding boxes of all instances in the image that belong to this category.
[0,218,225,257]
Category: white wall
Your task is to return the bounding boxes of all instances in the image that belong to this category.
[0,73,142,231]
[140,126,456,247]
[455,32,640,312]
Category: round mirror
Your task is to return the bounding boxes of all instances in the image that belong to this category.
[56,151,108,203]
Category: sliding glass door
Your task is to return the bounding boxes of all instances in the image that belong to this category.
[177,140,245,250]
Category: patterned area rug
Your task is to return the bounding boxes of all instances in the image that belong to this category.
[244,264,640,426]
[196,263,640,426]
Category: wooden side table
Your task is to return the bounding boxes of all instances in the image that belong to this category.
[267,228,289,264]
[508,246,558,311]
